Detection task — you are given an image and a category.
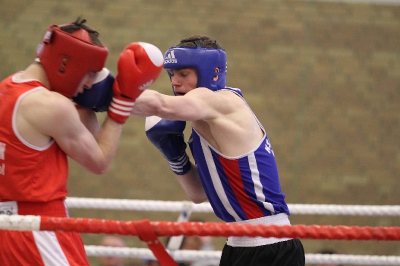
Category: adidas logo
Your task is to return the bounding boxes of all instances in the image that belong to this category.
[164,51,178,64]
[139,80,154,90]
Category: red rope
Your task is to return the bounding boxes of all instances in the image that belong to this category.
[39,217,400,241]
[134,220,178,266]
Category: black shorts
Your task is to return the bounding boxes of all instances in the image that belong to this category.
[219,238,305,266]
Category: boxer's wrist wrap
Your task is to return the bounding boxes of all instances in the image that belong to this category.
[167,153,191,175]
[107,96,134,124]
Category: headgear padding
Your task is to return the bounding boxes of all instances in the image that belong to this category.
[36,22,108,98]
[163,47,227,92]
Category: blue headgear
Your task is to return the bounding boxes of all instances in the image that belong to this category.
[163,46,227,92]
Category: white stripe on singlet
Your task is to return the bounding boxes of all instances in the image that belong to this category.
[248,152,276,214]
[200,136,241,222]
[33,231,70,266]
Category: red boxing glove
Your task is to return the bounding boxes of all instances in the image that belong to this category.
[108,42,164,124]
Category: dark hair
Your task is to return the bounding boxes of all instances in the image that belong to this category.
[177,35,223,49]
[60,17,103,46]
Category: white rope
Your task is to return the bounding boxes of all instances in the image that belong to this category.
[85,246,221,262]
[305,253,400,265]
[66,197,400,216]
[84,246,400,265]
[289,204,400,216]
[0,214,40,231]
[66,197,213,212]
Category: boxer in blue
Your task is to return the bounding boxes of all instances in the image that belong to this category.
[131,35,305,266]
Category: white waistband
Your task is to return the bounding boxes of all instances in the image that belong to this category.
[227,213,292,247]
[0,201,18,215]
[0,200,69,217]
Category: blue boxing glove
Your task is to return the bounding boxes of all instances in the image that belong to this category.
[73,68,114,112]
[145,116,191,175]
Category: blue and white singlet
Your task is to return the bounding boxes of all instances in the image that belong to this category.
[188,87,290,223]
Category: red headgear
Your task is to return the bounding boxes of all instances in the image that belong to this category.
[36,20,108,98]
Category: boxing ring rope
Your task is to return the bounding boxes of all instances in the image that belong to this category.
[65,197,400,216]
[1,215,398,240]
[83,246,400,265]
[1,213,400,265]
[2,197,400,265]
[65,197,400,265]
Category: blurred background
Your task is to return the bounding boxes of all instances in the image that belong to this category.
[1,0,399,265]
